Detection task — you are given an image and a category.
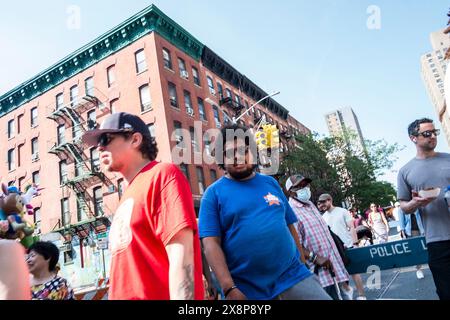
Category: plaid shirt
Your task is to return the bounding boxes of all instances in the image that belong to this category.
[289,198,349,288]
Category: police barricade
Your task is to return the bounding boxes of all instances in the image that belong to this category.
[345,236,428,275]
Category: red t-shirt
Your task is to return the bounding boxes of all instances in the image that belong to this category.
[108,161,204,300]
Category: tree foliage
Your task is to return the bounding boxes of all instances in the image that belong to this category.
[280,129,402,210]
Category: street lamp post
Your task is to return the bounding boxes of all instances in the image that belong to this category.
[233,91,280,124]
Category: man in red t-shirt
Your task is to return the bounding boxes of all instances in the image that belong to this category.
[82,112,204,300]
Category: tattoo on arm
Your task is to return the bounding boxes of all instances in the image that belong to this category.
[178,264,194,300]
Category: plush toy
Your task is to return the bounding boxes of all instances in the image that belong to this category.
[0,182,38,247]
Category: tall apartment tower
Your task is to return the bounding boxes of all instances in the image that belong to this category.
[324,107,366,152]
[421,29,450,147]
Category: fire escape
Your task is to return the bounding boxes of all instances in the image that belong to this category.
[46,88,113,239]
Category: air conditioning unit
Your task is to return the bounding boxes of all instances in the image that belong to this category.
[181,70,189,79]
[170,97,178,106]
[187,108,194,116]
[31,153,39,161]
[210,88,216,95]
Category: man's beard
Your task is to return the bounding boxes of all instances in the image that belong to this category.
[228,167,255,180]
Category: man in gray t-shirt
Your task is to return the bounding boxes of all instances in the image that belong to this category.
[397,118,450,300]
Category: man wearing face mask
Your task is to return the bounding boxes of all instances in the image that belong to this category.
[286,174,352,300]
[199,124,331,300]
[317,193,366,300]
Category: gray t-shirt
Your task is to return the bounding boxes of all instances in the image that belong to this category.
[397,152,450,243]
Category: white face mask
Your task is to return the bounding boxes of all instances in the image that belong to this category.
[296,187,311,202]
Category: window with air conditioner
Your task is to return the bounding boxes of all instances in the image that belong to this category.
[174,121,184,148]
[31,138,39,161]
[168,82,178,108]
[184,90,194,116]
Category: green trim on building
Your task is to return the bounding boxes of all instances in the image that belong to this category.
[0,4,204,117]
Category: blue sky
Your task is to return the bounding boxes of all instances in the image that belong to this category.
[1,0,449,186]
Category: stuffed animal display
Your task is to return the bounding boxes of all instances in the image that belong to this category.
[0,181,39,247]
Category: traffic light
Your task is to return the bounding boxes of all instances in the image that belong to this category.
[255,129,268,150]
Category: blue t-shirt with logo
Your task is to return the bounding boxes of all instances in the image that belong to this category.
[199,173,312,300]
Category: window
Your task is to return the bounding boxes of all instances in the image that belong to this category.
[213,106,221,128]
[85,77,94,96]
[198,98,206,121]
[31,137,39,159]
[110,98,118,113]
[196,167,205,195]
[139,84,151,111]
[7,119,14,139]
[192,67,200,86]
[174,121,184,148]
[226,88,232,99]
[223,110,231,124]
[147,123,156,137]
[168,82,178,108]
[57,124,65,145]
[207,77,215,94]
[87,110,97,130]
[17,144,23,167]
[56,94,64,110]
[204,132,211,156]
[217,82,223,98]
[76,192,87,222]
[34,207,41,225]
[17,114,23,134]
[32,171,40,185]
[93,187,103,217]
[91,148,100,171]
[135,49,147,73]
[72,114,83,141]
[31,107,38,128]
[179,164,190,181]
[18,177,25,190]
[107,65,116,87]
[235,95,241,107]
[178,58,188,78]
[59,160,67,185]
[61,198,70,225]
[190,127,200,153]
[162,48,172,69]
[117,179,125,200]
[7,149,15,171]
[210,169,218,183]
[70,85,79,107]
[74,158,83,177]
[184,90,194,116]
[8,181,15,187]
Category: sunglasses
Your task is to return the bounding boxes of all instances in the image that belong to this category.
[97,131,133,147]
[416,129,440,138]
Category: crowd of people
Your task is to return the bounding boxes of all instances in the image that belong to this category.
[1,113,449,300]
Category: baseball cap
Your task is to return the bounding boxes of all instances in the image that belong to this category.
[285,174,312,191]
[82,112,151,147]
[318,193,332,202]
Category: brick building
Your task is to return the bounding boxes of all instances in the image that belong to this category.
[0,4,309,288]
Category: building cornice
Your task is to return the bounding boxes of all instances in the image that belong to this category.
[201,46,290,120]
[0,4,204,117]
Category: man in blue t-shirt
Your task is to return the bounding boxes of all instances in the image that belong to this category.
[199,124,330,300]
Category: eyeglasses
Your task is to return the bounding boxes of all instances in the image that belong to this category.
[416,129,440,138]
[97,132,132,147]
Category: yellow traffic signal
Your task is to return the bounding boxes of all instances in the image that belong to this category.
[255,129,268,150]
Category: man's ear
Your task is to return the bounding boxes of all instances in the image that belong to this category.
[131,132,143,148]
[410,135,417,143]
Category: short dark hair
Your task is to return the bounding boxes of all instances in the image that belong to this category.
[28,241,60,272]
[408,118,433,136]
[216,123,257,169]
